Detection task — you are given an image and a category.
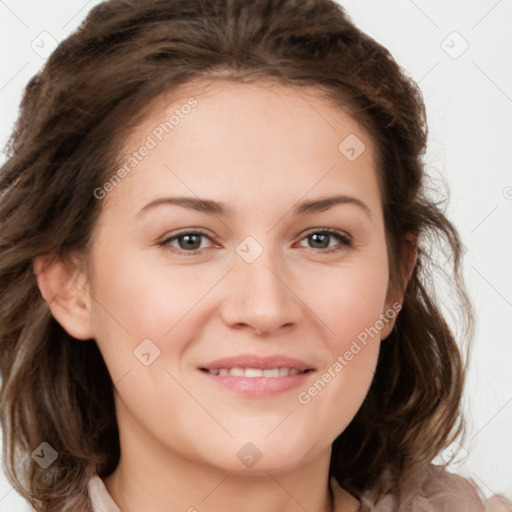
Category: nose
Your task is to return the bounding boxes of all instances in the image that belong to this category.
[219,243,303,337]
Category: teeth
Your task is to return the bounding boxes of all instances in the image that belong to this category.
[206,367,306,377]
[244,368,263,377]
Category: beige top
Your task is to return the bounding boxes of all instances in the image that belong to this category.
[88,463,512,512]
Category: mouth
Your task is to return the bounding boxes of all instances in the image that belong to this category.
[200,367,312,377]
[198,354,315,396]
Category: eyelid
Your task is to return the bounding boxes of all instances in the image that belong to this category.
[158,227,353,255]
[295,227,353,253]
[299,227,352,244]
[157,229,218,251]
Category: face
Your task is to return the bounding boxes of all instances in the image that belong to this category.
[66,80,401,474]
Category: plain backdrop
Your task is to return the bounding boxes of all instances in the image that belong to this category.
[1,0,511,510]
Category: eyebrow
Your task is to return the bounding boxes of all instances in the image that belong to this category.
[138,194,371,219]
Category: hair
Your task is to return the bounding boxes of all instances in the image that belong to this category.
[0,0,474,510]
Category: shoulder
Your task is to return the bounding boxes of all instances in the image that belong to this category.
[354,463,512,511]
[412,464,489,510]
[88,475,122,512]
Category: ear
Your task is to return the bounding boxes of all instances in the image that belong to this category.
[33,253,94,340]
[380,233,418,340]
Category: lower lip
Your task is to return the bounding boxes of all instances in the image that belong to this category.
[199,370,315,396]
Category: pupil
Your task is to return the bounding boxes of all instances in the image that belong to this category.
[180,234,200,250]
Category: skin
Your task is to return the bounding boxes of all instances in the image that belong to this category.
[34,79,415,512]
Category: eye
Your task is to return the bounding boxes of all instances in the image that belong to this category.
[158,230,214,255]
[158,228,352,256]
[297,228,352,253]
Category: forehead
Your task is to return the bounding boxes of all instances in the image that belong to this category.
[123,77,374,160]
[104,78,380,217]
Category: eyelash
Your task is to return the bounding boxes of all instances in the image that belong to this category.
[157,228,352,256]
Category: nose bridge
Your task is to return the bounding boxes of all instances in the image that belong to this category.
[238,237,284,296]
[221,234,301,334]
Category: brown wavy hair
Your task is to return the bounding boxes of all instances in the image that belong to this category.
[0,0,474,510]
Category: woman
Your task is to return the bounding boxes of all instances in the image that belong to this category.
[0,0,510,511]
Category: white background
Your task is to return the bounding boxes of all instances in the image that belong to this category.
[1,0,511,510]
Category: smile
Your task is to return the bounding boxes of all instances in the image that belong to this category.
[201,367,311,377]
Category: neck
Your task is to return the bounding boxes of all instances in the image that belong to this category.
[105,463,336,512]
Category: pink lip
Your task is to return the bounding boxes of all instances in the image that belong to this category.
[199,354,314,371]
[198,354,315,397]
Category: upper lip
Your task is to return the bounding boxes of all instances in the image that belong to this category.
[199,354,315,371]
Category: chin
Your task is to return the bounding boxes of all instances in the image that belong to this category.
[200,436,317,475]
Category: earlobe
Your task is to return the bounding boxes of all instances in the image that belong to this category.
[395,233,418,302]
[33,254,95,340]
[381,234,418,340]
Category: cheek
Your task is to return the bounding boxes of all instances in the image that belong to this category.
[296,265,386,439]
[305,258,390,351]
[89,246,203,337]
[86,243,223,389]
[297,251,388,409]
